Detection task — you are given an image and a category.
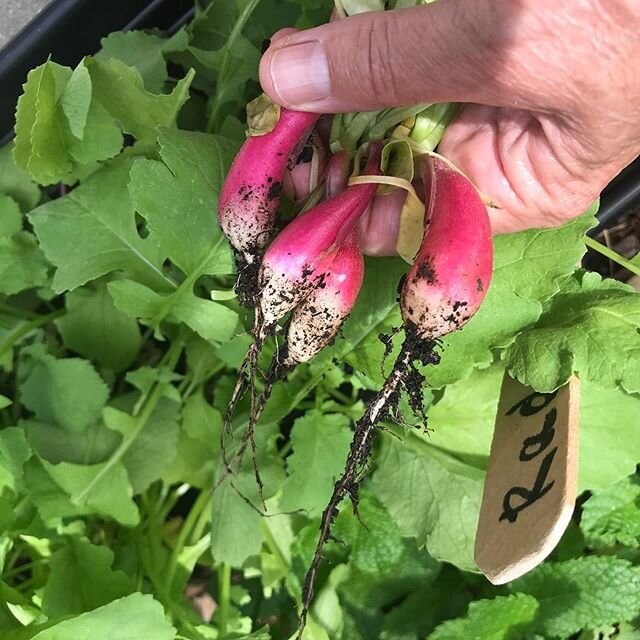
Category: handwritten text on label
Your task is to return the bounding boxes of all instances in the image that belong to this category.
[500,390,559,523]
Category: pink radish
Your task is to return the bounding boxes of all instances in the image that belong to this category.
[401,156,493,340]
[282,151,362,365]
[218,108,319,303]
[297,153,494,639]
[231,230,365,480]
[230,152,363,465]
[283,231,363,366]
[237,152,362,432]
[258,143,381,333]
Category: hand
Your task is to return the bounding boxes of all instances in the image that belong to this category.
[259,0,640,244]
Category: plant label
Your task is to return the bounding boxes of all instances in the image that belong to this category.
[474,374,580,584]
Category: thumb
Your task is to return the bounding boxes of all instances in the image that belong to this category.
[259,0,561,113]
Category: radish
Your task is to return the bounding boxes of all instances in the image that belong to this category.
[218,107,319,304]
[222,144,382,504]
[257,142,382,333]
[229,230,365,480]
[401,156,493,340]
[283,231,364,366]
[281,151,363,366]
[296,154,493,638]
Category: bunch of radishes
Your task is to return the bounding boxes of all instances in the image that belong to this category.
[217,101,493,635]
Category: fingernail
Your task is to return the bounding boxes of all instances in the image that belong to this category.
[269,41,331,106]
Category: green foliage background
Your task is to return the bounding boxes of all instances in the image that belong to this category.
[1,1,640,638]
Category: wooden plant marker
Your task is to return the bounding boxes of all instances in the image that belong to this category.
[474,374,580,585]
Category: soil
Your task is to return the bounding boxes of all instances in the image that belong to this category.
[234,253,261,307]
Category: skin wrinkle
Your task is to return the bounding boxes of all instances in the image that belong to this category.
[501,115,547,207]
[536,115,586,179]
[513,117,581,216]
[367,19,400,106]
[591,0,638,36]
[341,24,375,106]
[492,110,529,211]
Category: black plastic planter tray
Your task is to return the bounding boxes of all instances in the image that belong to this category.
[588,157,640,237]
[0,0,194,146]
[0,0,638,232]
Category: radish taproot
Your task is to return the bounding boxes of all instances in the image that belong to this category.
[297,154,494,638]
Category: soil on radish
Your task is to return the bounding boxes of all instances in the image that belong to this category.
[267,180,283,201]
[234,253,261,307]
[415,256,438,284]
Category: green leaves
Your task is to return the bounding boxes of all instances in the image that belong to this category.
[373,432,484,571]
[104,400,180,494]
[507,271,640,393]
[581,475,640,548]
[210,423,285,568]
[56,284,142,371]
[279,411,352,516]
[108,279,238,345]
[0,145,40,211]
[13,61,122,185]
[97,30,185,93]
[129,127,237,275]
[333,493,405,574]
[0,195,22,236]
[59,63,92,139]
[428,557,640,638]
[0,428,30,494]
[108,126,240,343]
[511,556,640,637]
[578,381,640,490]
[12,47,195,186]
[0,155,48,294]
[14,62,70,184]
[164,392,222,487]
[87,57,194,143]
[426,364,503,466]
[7,593,176,640]
[0,230,49,295]
[14,344,183,527]
[21,353,109,432]
[29,159,168,292]
[41,539,131,616]
[429,594,539,640]
[40,457,139,526]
